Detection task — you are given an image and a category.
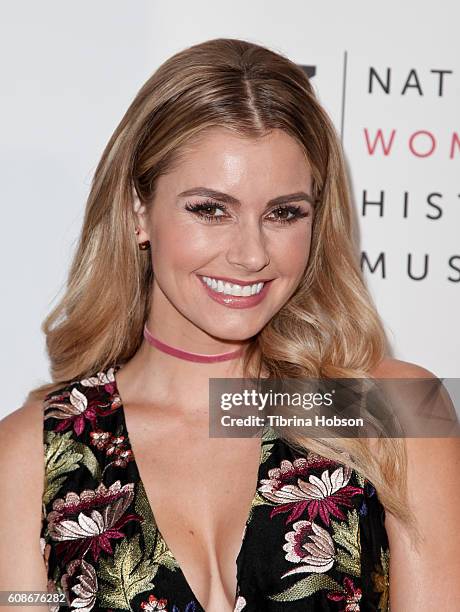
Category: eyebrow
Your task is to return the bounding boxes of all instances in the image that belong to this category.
[177,187,317,208]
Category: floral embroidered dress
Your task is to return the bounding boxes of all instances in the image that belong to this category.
[40,364,390,612]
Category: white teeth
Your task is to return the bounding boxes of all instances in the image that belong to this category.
[201,276,265,297]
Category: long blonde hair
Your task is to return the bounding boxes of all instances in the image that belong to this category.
[28,37,420,545]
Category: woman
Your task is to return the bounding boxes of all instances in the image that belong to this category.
[0,38,458,612]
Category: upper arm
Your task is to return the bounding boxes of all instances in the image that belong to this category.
[0,400,48,591]
[376,359,460,610]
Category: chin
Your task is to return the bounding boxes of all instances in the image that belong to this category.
[203,322,265,343]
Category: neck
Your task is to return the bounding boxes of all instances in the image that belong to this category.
[115,328,249,411]
[143,322,247,364]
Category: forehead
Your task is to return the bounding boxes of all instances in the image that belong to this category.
[168,127,311,189]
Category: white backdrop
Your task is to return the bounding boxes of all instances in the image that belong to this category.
[1,0,458,416]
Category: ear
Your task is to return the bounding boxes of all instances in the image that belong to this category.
[132,186,150,242]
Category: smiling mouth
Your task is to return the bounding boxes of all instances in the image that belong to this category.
[199,275,266,297]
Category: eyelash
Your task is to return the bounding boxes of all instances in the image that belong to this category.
[184,199,310,225]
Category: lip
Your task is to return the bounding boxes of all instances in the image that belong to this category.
[198,274,273,286]
[197,274,274,309]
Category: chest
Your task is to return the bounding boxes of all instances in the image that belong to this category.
[122,404,263,611]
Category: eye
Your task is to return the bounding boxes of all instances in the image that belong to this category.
[184,200,311,225]
[266,205,310,225]
[184,199,228,223]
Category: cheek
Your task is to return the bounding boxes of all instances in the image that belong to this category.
[269,228,312,271]
[151,220,217,270]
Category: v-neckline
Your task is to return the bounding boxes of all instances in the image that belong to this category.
[110,363,268,611]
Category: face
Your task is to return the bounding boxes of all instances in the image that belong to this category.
[135,127,314,347]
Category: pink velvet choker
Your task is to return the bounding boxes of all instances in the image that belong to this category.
[143,323,245,363]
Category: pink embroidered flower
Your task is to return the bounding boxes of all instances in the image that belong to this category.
[44,387,97,436]
[46,480,142,564]
[112,447,134,467]
[89,431,134,468]
[327,575,362,611]
[89,429,112,450]
[233,595,247,611]
[44,368,124,436]
[260,454,338,494]
[140,593,168,610]
[281,519,335,577]
[259,463,362,526]
[62,559,98,612]
[105,435,127,456]
[80,367,122,413]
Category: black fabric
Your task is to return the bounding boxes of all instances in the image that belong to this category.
[40,364,390,612]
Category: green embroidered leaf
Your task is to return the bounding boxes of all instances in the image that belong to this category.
[72,440,102,480]
[134,481,179,571]
[44,476,68,504]
[354,470,365,488]
[43,431,83,504]
[260,442,275,464]
[252,491,275,509]
[372,546,391,612]
[260,425,278,463]
[134,481,157,558]
[98,533,158,610]
[380,546,390,575]
[263,425,279,442]
[268,574,343,602]
[331,508,361,577]
[43,430,102,504]
[245,490,277,525]
[152,533,179,571]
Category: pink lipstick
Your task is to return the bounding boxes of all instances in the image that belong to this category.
[197,275,273,309]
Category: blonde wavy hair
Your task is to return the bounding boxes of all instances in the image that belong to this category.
[28,37,420,546]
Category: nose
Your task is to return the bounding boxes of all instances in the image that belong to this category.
[225,218,270,272]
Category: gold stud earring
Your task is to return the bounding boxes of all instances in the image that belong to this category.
[134,227,150,249]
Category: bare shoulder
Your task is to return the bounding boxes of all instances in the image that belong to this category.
[0,397,46,509]
[0,398,48,588]
[0,401,44,520]
[371,356,437,379]
[0,400,43,435]
[0,397,45,462]
[0,400,43,473]
[374,360,460,606]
